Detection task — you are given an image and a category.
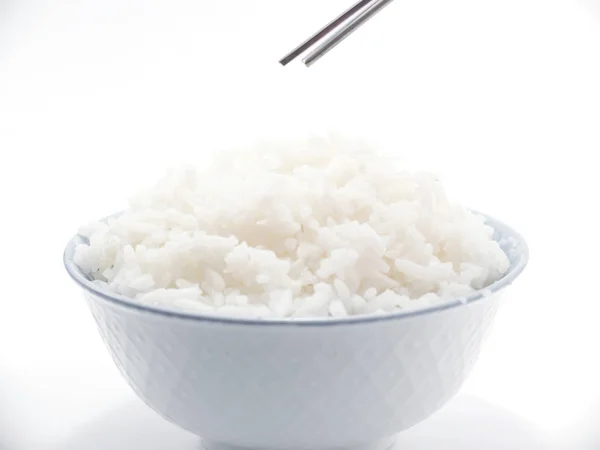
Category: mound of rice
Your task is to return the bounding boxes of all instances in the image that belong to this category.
[74,136,509,318]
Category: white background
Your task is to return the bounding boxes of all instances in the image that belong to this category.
[1,0,599,449]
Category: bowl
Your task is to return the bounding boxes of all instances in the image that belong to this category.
[64,212,528,450]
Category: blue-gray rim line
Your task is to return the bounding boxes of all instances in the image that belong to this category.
[63,211,529,327]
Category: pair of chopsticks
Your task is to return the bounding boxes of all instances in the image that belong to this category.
[279,0,396,67]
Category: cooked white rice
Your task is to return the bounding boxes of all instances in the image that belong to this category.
[74,136,510,318]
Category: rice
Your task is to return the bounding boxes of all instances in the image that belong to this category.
[73,136,510,318]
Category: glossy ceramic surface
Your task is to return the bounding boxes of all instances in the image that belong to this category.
[64,213,528,450]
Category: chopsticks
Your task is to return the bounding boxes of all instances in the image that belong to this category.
[279,0,396,67]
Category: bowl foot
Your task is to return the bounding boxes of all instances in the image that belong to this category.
[202,435,397,450]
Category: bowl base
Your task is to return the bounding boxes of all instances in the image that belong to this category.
[202,435,397,450]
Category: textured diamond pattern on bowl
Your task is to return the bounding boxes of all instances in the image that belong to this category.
[85,290,503,450]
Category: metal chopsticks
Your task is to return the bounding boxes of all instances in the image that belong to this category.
[279,0,396,67]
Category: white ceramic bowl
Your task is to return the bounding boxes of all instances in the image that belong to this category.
[64,212,528,450]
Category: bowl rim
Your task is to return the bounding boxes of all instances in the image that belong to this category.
[63,211,529,327]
